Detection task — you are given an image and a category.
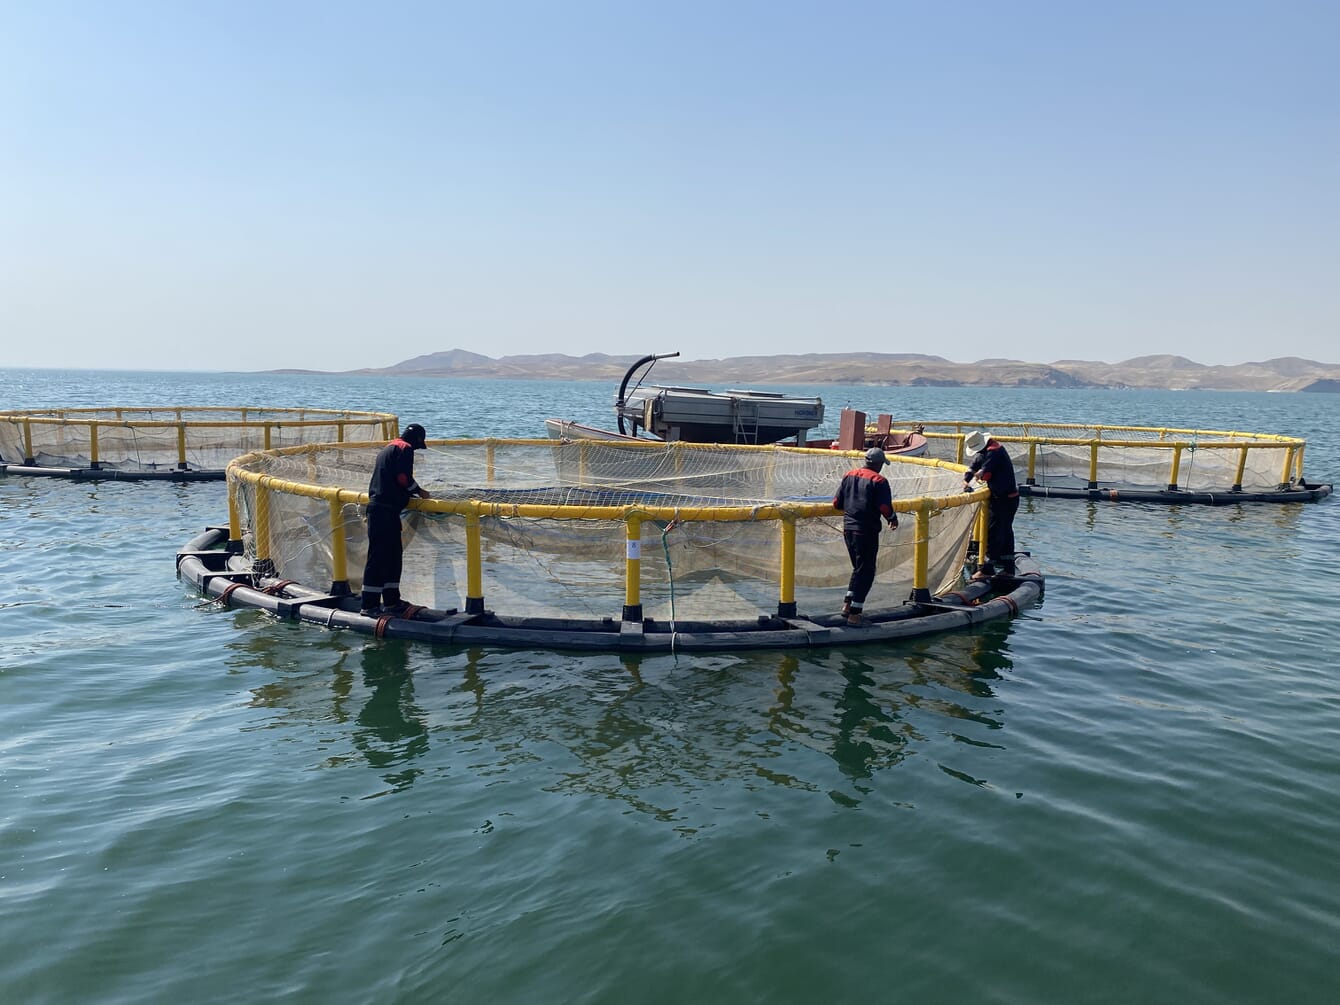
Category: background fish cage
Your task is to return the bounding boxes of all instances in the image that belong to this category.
[0,406,399,478]
[891,420,1324,500]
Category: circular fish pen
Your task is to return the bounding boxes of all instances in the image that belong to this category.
[0,407,399,480]
[892,421,1331,504]
[177,438,1045,651]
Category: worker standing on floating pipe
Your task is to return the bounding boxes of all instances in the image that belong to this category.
[833,446,898,626]
[963,430,1019,580]
[360,423,431,617]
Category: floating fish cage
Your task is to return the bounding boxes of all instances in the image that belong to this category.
[0,407,399,480]
[177,438,1044,651]
[897,421,1331,504]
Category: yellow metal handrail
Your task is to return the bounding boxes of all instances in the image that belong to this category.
[226,439,985,622]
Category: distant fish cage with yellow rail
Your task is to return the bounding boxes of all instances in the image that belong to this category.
[176,437,1045,652]
[886,420,1331,504]
[0,407,399,480]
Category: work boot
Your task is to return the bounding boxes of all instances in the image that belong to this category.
[841,599,852,617]
[846,612,862,626]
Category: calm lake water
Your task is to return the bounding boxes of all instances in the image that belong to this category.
[2,369,1338,1004]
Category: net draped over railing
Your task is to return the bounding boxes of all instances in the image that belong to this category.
[0,407,399,473]
[227,439,982,623]
[894,421,1309,493]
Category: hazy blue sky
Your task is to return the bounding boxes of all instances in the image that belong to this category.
[3,0,1336,371]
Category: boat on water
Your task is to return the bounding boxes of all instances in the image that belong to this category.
[543,351,928,456]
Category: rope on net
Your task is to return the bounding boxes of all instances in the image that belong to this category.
[661,510,682,652]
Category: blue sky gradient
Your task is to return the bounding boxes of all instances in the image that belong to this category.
[3,0,1336,370]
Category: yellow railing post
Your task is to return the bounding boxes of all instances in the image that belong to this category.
[486,440,495,484]
[89,421,101,470]
[1233,446,1249,492]
[177,423,188,470]
[1167,444,1184,491]
[1088,440,1100,489]
[1279,445,1297,489]
[227,475,243,553]
[777,516,797,618]
[328,496,350,595]
[1296,444,1306,484]
[976,498,990,568]
[253,477,276,578]
[623,514,643,623]
[23,418,34,464]
[1026,441,1037,486]
[911,499,932,603]
[465,510,485,614]
[264,423,273,450]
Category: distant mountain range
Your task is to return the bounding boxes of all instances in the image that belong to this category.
[276,350,1340,393]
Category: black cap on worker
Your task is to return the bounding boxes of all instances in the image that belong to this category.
[864,446,886,469]
[401,423,427,449]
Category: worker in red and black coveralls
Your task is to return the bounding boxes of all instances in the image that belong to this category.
[833,447,898,626]
[963,429,1019,580]
[360,423,431,617]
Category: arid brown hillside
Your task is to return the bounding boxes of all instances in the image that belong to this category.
[278,351,1340,392]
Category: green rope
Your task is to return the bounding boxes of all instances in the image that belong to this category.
[661,516,680,638]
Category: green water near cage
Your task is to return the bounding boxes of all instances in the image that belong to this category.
[2,370,1338,1003]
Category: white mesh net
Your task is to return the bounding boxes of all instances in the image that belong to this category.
[231,439,978,622]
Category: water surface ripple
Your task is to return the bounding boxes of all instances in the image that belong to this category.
[2,372,1338,1003]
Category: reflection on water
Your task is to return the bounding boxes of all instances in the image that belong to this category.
[345,643,429,795]
[243,633,430,795]
[238,621,1020,812]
